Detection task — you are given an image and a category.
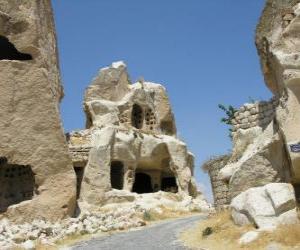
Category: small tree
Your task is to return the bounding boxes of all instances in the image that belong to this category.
[218,104,238,138]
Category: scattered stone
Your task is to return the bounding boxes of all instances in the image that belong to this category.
[238,231,259,245]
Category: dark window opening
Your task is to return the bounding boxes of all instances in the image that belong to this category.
[0,35,32,61]
[0,157,35,213]
[161,177,178,193]
[131,104,143,129]
[110,161,124,190]
[132,172,153,194]
[74,166,84,199]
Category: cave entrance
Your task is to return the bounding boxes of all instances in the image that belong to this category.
[0,157,35,213]
[74,166,84,199]
[131,104,143,129]
[132,172,153,194]
[161,176,178,193]
[110,161,124,190]
[0,35,32,60]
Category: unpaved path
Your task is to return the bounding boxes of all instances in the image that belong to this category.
[70,214,206,250]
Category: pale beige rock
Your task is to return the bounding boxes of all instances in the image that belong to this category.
[228,135,286,199]
[213,1,300,207]
[256,0,300,182]
[238,231,260,245]
[0,0,76,222]
[68,62,207,211]
[230,183,299,229]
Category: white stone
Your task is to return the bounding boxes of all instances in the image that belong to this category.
[265,183,296,214]
[238,231,259,245]
[22,240,35,250]
[112,61,126,68]
[230,183,298,229]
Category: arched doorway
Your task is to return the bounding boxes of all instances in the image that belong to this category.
[131,104,143,129]
[132,172,153,193]
[161,176,178,193]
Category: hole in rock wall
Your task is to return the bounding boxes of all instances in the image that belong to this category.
[0,157,35,213]
[132,172,153,194]
[161,176,178,193]
[74,166,84,199]
[110,161,124,190]
[131,104,144,129]
[160,121,174,135]
[0,35,32,60]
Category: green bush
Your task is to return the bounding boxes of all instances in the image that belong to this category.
[218,104,238,138]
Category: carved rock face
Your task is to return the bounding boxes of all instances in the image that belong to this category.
[256,0,300,182]
[83,62,177,136]
[68,62,202,208]
[0,0,76,222]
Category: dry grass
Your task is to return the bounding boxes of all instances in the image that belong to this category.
[180,210,300,250]
[143,206,195,222]
[247,224,300,250]
[181,210,251,250]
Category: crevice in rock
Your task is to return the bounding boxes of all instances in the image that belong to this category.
[74,166,84,199]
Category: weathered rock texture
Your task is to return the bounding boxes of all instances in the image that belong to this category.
[231,183,299,229]
[211,0,300,205]
[0,0,76,222]
[256,0,300,183]
[68,62,205,210]
[202,155,230,209]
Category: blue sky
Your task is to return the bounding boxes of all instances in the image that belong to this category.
[52,0,271,201]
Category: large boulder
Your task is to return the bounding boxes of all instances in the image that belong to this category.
[228,135,287,199]
[231,183,298,229]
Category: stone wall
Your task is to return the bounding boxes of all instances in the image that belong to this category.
[231,97,279,132]
[203,155,230,209]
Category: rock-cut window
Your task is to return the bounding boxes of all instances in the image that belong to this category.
[131,104,144,129]
[0,35,32,61]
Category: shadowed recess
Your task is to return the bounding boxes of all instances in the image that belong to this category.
[0,35,32,60]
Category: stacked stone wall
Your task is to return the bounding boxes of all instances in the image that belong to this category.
[231,97,279,132]
[203,156,230,209]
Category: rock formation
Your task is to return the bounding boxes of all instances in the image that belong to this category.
[256,0,300,186]
[68,61,205,210]
[207,1,300,208]
[231,183,299,229]
[0,0,76,222]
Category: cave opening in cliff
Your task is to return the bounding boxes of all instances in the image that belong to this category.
[0,157,35,213]
[131,104,143,129]
[132,172,153,194]
[74,166,84,198]
[161,176,178,193]
[0,35,32,61]
[110,161,124,190]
